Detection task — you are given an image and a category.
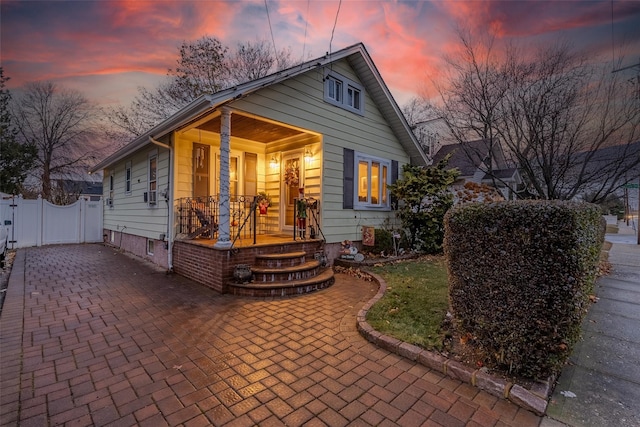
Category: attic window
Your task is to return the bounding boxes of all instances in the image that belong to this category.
[327,76,342,103]
[324,71,364,115]
[347,85,361,110]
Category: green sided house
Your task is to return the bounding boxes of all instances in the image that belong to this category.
[90,43,427,295]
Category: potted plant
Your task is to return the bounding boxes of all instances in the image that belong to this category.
[256,192,271,215]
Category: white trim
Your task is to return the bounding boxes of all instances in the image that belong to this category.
[108,171,114,208]
[353,152,391,211]
[280,150,305,231]
[125,161,132,195]
[323,70,365,115]
[147,150,158,208]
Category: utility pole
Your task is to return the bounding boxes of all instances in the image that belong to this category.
[612,61,640,244]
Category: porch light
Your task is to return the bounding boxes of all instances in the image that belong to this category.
[269,155,279,168]
[304,148,313,162]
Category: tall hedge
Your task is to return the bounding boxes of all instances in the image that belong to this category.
[444,201,605,379]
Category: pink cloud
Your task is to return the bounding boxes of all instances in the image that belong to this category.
[2,0,638,110]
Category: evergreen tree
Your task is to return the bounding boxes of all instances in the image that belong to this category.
[0,68,37,195]
[390,158,459,253]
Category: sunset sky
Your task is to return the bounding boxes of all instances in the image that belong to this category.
[2,0,640,110]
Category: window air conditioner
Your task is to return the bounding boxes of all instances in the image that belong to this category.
[145,191,157,205]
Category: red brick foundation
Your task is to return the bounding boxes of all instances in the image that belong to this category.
[172,240,325,294]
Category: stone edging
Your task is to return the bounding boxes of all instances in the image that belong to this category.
[356,270,553,416]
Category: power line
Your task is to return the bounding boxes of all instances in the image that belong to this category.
[264,0,278,60]
[329,0,342,56]
[302,0,310,60]
[611,0,615,66]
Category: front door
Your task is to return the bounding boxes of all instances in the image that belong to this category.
[281,151,303,230]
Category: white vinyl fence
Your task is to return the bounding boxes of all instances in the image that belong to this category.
[0,195,103,249]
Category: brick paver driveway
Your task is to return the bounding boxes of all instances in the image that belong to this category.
[0,244,542,426]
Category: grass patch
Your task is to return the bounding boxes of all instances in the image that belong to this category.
[367,256,449,350]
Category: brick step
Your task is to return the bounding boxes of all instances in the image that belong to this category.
[254,251,307,268]
[229,268,335,297]
[252,260,321,283]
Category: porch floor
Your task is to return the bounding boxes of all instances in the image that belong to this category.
[179,233,322,248]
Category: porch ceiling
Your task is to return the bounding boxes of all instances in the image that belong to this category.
[197,114,305,143]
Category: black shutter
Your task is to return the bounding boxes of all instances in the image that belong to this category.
[343,148,354,209]
[390,160,399,209]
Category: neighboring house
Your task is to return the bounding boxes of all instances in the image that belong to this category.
[432,139,522,200]
[89,43,427,295]
[54,173,103,202]
[576,140,640,215]
[411,116,456,161]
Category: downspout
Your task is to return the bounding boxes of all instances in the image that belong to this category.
[149,136,174,272]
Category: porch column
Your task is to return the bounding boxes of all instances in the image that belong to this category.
[214,107,233,249]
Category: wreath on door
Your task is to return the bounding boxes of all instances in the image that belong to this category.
[284,162,299,187]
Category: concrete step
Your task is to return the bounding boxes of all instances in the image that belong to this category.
[252,260,321,283]
[254,251,307,268]
[228,268,335,297]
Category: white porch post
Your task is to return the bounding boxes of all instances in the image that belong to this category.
[214,107,233,249]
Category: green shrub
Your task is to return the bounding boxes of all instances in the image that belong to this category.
[444,201,605,380]
[390,160,458,254]
[371,228,393,254]
[367,228,408,256]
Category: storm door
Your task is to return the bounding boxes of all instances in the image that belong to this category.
[281,151,304,229]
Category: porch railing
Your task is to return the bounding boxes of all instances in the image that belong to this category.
[176,196,258,244]
[293,197,325,242]
[176,195,325,245]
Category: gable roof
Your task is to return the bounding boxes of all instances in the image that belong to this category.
[432,139,491,177]
[577,140,640,176]
[433,139,522,186]
[90,43,427,173]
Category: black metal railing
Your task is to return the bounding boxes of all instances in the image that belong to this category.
[177,195,257,244]
[177,195,325,245]
[293,197,324,241]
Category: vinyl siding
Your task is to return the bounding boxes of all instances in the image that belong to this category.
[101,57,411,245]
[103,146,170,239]
[228,59,409,243]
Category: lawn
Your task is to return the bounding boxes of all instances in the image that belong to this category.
[366,256,449,350]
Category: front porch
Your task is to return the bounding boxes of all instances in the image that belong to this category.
[172,195,333,295]
[172,237,333,296]
[175,106,324,250]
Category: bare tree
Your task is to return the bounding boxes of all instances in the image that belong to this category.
[11,81,102,201]
[106,37,298,141]
[226,40,294,85]
[436,29,640,202]
[166,36,229,102]
[434,29,513,190]
[105,81,187,141]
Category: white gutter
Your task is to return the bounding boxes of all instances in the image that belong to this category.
[149,136,174,272]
